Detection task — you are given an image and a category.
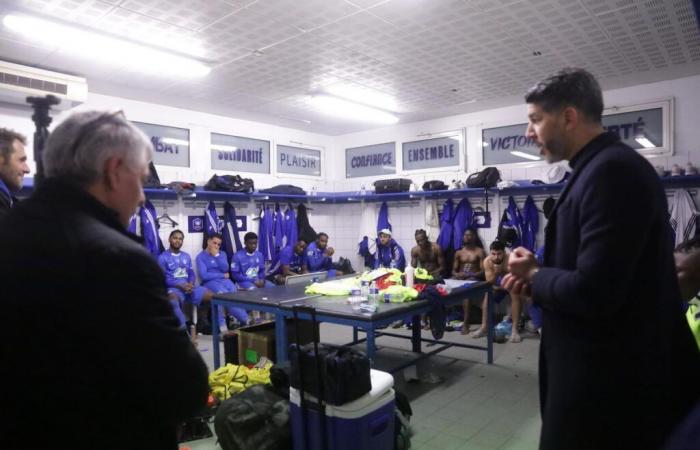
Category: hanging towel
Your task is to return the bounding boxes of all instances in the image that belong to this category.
[140,199,164,258]
[437,199,454,252]
[283,204,298,249]
[203,201,220,249]
[425,199,440,241]
[670,189,700,247]
[521,195,539,252]
[452,198,474,250]
[222,201,243,259]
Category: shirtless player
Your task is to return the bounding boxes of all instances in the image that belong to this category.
[410,229,445,278]
[453,228,486,334]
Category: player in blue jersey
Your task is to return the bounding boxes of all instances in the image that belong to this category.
[231,232,275,290]
[158,230,211,329]
[303,232,343,276]
[196,233,249,331]
[271,238,307,285]
[374,229,406,271]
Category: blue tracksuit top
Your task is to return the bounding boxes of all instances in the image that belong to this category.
[231,249,265,283]
[196,250,229,281]
[274,245,305,275]
[158,250,195,288]
[305,241,332,272]
[374,239,406,271]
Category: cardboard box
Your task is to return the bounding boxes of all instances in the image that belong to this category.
[237,319,318,366]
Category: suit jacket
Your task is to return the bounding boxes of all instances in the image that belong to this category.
[0,178,209,450]
[532,132,700,450]
[0,189,13,221]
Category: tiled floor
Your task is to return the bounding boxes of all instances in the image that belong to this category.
[186,323,542,450]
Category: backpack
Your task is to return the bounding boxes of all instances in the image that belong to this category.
[204,174,255,193]
[394,390,413,450]
[466,167,500,188]
[422,180,447,191]
[374,178,413,194]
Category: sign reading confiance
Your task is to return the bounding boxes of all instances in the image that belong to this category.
[277,145,321,176]
[402,136,460,171]
[211,133,270,174]
[133,122,190,167]
[346,142,396,178]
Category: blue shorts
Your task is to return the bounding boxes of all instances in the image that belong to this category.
[167,286,206,305]
[203,278,236,294]
[237,279,276,290]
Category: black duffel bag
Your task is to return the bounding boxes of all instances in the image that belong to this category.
[422,180,447,191]
[466,167,500,188]
[205,174,255,193]
[373,178,412,194]
[289,343,371,406]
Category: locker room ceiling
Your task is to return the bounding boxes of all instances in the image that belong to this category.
[0,0,699,135]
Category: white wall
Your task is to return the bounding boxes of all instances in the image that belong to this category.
[328,74,700,266]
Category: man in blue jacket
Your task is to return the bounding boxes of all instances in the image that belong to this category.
[303,232,342,276]
[502,68,700,450]
[374,228,406,271]
[231,232,274,290]
[271,238,307,284]
[158,229,211,329]
[196,233,249,330]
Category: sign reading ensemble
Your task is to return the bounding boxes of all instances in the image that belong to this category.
[402,136,460,171]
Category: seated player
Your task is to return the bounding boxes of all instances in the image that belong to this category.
[303,232,342,276]
[271,238,308,285]
[453,228,487,334]
[158,230,212,330]
[195,233,249,332]
[470,240,523,343]
[411,228,445,278]
[231,232,275,290]
[374,228,406,271]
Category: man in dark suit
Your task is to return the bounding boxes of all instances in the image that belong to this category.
[0,128,29,219]
[0,111,209,449]
[503,68,700,450]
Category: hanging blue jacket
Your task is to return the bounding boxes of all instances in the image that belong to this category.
[452,198,474,251]
[305,241,332,272]
[498,196,524,248]
[195,250,229,282]
[271,245,305,275]
[521,195,539,252]
[230,249,265,285]
[273,203,284,251]
[140,199,163,258]
[158,249,196,287]
[128,214,138,235]
[374,239,406,271]
[437,199,454,251]
[203,201,219,249]
[222,201,243,258]
[377,201,392,233]
[283,204,298,249]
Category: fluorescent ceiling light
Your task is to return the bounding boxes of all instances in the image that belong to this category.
[635,137,656,148]
[160,138,190,146]
[324,83,398,112]
[510,150,540,161]
[310,95,399,124]
[3,14,210,78]
[211,144,238,152]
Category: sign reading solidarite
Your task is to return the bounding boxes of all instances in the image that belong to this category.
[188,215,247,233]
[277,145,321,176]
[402,136,460,170]
[346,142,396,178]
[211,133,270,174]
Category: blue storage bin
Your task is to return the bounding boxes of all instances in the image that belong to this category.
[290,369,395,450]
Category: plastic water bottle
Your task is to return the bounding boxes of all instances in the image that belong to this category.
[383,293,391,303]
[405,266,414,288]
[360,184,366,196]
[360,280,369,301]
[369,282,379,306]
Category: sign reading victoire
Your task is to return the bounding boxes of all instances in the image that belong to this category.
[345,142,396,178]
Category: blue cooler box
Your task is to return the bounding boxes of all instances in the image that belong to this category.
[290,369,395,450]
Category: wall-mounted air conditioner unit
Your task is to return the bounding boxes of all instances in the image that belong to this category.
[0,60,87,110]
